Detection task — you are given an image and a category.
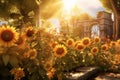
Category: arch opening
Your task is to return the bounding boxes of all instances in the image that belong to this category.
[91,24,100,39]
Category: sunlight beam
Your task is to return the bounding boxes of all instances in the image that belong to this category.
[62,0,77,12]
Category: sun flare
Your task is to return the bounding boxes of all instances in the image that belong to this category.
[62,0,77,12]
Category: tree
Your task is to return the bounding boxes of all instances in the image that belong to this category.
[0,0,10,19]
[0,0,41,27]
[99,0,112,12]
[99,0,120,39]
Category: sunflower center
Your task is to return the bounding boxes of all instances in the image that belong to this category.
[51,42,57,48]
[83,40,89,45]
[102,46,106,50]
[95,39,99,42]
[26,30,34,37]
[77,45,84,50]
[1,30,14,42]
[29,49,37,57]
[111,43,116,46]
[56,48,64,55]
[92,48,97,53]
[16,36,23,45]
[68,40,73,45]
[118,42,120,44]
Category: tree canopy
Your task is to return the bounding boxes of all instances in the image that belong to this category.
[99,0,120,39]
[99,0,112,12]
[0,0,41,26]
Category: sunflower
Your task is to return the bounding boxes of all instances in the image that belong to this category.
[76,43,85,51]
[88,53,93,57]
[117,39,120,45]
[50,41,58,49]
[82,37,90,46]
[24,26,35,39]
[47,68,56,79]
[29,49,37,59]
[114,42,120,53]
[66,38,74,47]
[91,47,98,54]
[23,52,30,58]
[53,44,67,58]
[110,41,116,47]
[44,60,53,71]
[101,44,108,51]
[10,68,25,80]
[23,49,37,59]
[35,28,45,37]
[94,37,101,43]
[0,26,19,47]
[15,34,26,48]
[113,54,120,64]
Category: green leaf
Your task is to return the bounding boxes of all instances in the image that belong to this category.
[28,10,35,18]
[30,73,38,80]
[9,56,18,67]
[2,55,10,66]
[31,41,38,48]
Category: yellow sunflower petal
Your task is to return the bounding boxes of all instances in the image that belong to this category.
[24,26,35,39]
[0,26,19,47]
[82,37,90,46]
[94,37,101,43]
[66,38,74,47]
[53,44,67,58]
[91,47,98,54]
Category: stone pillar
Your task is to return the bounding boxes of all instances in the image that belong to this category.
[97,11,113,41]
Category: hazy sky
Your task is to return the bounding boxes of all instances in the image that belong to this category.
[77,0,105,17]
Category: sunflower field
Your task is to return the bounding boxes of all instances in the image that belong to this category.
[0,25,120,80]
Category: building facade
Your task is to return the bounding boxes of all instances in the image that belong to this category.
[61,11,113,41]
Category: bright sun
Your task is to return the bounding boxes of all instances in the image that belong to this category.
[62,0,77,12]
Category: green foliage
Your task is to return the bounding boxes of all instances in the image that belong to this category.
[99,0,112,12]
[2,55,10,66]
[0,0,41,26]
[9,56,19,67]
[0,22,120,80]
